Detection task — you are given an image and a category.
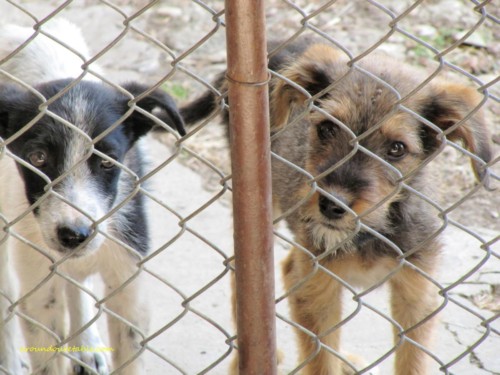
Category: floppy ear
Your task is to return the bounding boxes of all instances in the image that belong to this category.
[421,82,492,182]
[0,101,8,139]
[121,82,186,139]
[0,84,29,139]
[0,86,15,138]
[270,44,347,131]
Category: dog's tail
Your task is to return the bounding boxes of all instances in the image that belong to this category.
[179,83,225,127]
[150,73,226,138]
[163,38,314,132]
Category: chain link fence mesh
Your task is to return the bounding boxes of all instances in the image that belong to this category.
[0,0,498,374]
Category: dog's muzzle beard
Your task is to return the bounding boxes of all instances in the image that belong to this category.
[300,207,357,258]
[301,193,379,258]
[307,220,358,257]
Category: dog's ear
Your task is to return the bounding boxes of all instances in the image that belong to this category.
[270,44,347,130]
[0,84,29,139]
[120,82,186,140]
[0,86,15,138]
[0,104,8,139]
[421,82,492,182]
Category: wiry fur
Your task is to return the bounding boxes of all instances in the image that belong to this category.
[0,20,185,375]
[178,39,492,374]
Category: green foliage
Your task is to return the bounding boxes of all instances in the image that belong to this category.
[162,82,189,101]
[411,28,460,58]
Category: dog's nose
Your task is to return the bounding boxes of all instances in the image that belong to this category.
[57,225,92,249]
[318,194,349,220]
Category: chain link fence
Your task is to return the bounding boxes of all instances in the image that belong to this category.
[0,0,498,374]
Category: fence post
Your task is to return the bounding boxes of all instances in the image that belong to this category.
[224,1,277,374]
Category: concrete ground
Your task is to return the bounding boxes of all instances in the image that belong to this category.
[1,1,498,374]
[144,138,500,375]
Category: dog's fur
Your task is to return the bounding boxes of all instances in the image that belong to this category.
[0,20,185,374]
[178,39,492,374]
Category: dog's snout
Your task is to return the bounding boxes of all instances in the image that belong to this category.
[318,194,349,220]
[57,225,92,249]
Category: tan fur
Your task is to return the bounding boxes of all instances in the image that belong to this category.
[270,45,348,131]
[265,45,488,373]
[283,249,439,375]
[390,263,439,375]
[414,82,491,179]
[180,40,492,375]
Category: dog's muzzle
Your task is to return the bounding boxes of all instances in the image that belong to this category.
[57,224,94,250]
[318,194,350,220]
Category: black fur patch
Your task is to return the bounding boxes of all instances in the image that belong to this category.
[305,66,332,97]
[0,79,179,255]
[122,82,186,137]
[418,96,451,154]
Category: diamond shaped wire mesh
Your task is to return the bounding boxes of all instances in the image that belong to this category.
[0,0,498,374]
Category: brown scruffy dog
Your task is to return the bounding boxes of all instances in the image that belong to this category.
[177,39,492,374]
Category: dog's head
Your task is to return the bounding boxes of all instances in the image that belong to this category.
[0,79,185,256]
[271,44,492,252]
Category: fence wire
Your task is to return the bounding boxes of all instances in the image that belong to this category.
[0,1,498,375]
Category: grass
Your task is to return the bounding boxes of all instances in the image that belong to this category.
[162,82,190,101]
[411,28,460,58]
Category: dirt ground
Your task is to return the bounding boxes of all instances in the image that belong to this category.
[1,0,498,374]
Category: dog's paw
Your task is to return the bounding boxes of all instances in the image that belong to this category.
[341,353,379,375]
[71,351,109,375]
[0,349,29,374]
[229,349,284,375]
[0,359,28,375]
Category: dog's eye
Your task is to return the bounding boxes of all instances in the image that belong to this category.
[28,150,48,168]
[316,121,338,140]
[100,158,115,169]
[387,142,407,160]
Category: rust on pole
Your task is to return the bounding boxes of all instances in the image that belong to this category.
[224,1,277,375]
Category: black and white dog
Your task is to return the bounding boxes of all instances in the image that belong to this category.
[0,20,185,374]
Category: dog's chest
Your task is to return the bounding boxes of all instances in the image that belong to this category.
[331,255,397,289]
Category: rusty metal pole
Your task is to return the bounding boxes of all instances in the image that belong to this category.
[224,1,276,375]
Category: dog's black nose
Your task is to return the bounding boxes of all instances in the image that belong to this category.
[318,194,349,220]
[57,225,92,249]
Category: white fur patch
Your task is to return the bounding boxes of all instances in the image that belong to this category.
[0,19,102,86]
[310,224,354,256]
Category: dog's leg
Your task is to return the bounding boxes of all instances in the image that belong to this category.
[228,262,284,375]
[283,248,345,375]
[390,263,438,375]
[0,236,24,374]
[229,268,239,375]
[100,246,149,375]
[15,250,67,375]
[66,277,110,375]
